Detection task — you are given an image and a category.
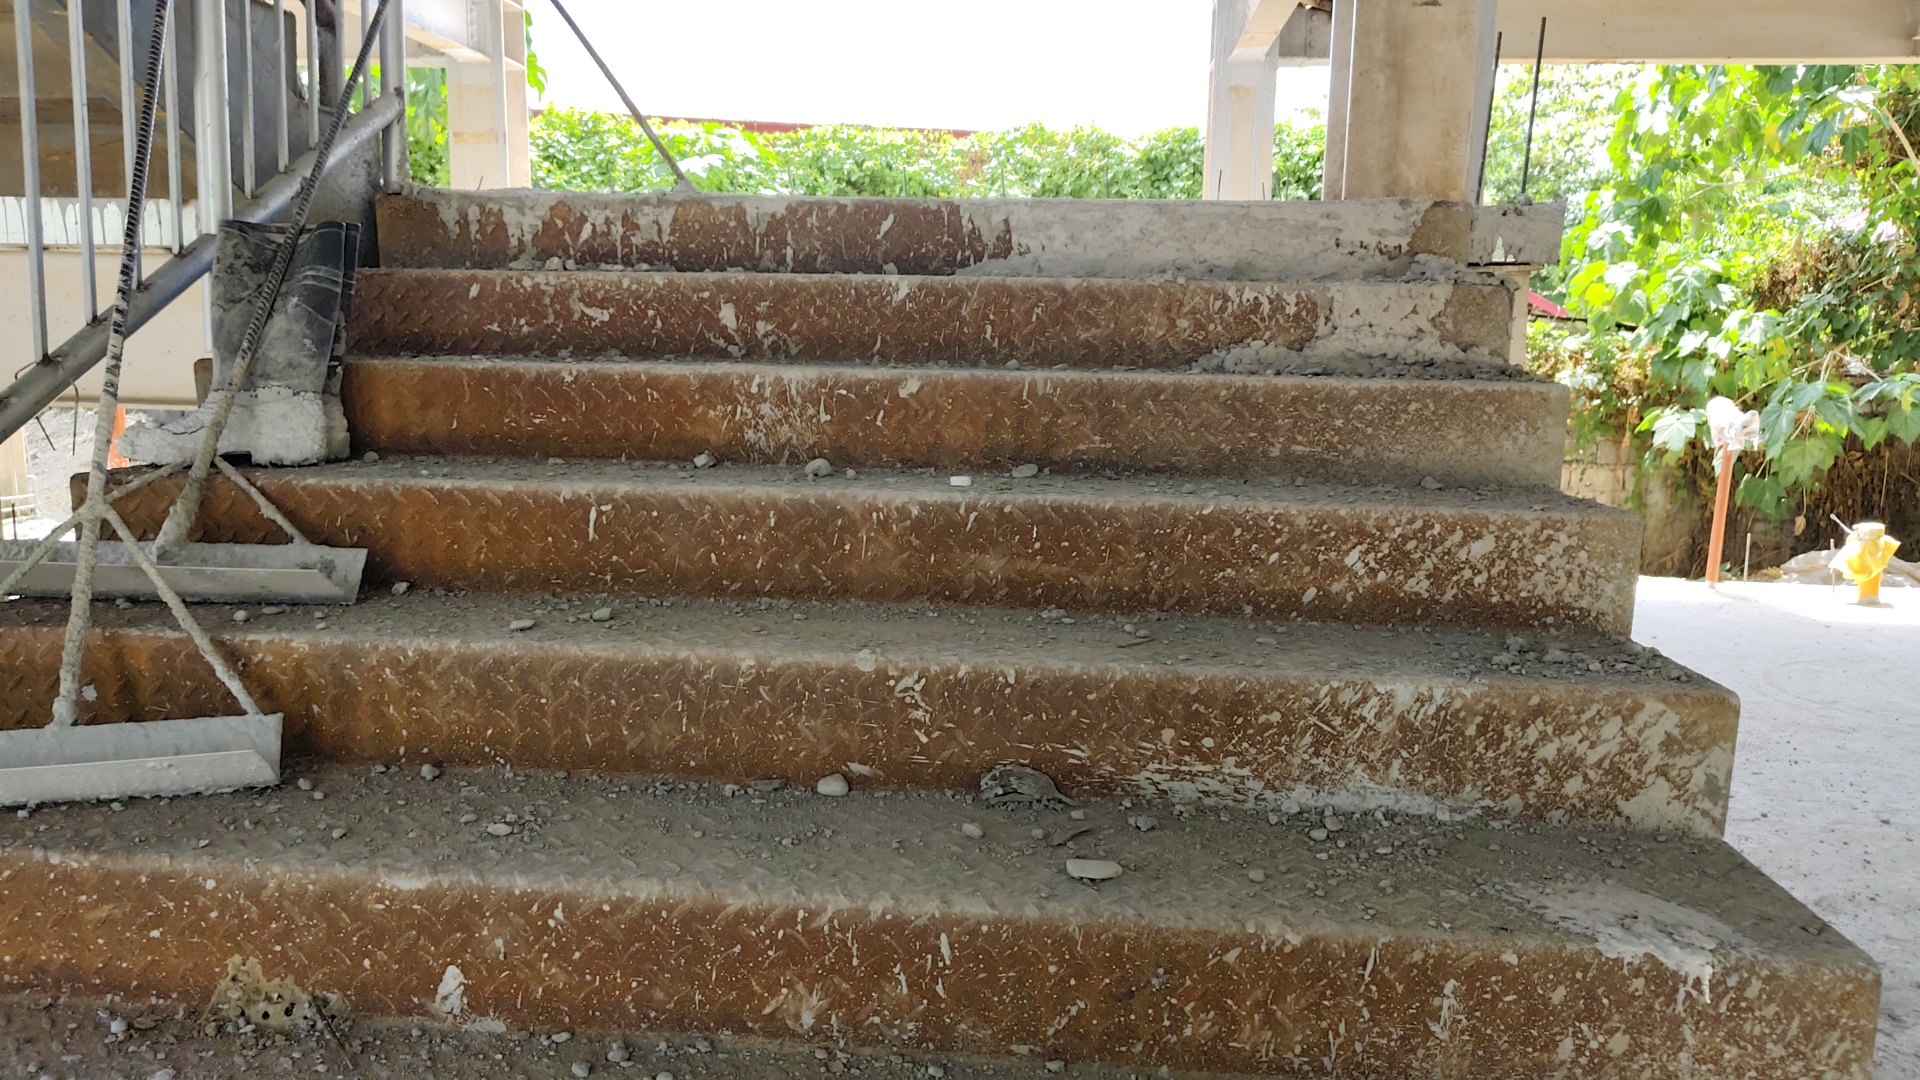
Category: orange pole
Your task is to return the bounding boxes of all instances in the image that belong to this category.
[1705,446,1735,586]
[107,407,130,470]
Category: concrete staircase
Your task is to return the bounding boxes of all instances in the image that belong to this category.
[0,189,1880,1077]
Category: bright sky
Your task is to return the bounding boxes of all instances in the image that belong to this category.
[529,0,1330,136]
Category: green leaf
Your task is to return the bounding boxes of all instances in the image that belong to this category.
[1647,407,1707,453]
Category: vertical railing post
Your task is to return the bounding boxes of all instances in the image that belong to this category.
[305,0,320,147]
[240,0,256,194]
[164,0,186,252]
[382,0,407,186]
[69,0,100,319]
[274,0,290,171]
[11,0,48,363]
[195,0,234,352]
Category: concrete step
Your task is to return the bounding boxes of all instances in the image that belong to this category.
[0,992,1126,1080]
[0,594,1733,836]
[340,357,1569,489]
[99,459,1641,635]
[376,187,1472,280]
[345,269,1518,377]
[0,762,1878,1078]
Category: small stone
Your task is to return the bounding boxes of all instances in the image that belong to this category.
[360,450,381,463]
[1544,647,1571,664]
[1065,859,1123,881]
[948,475,973,487]
[749,779,786,793]
[260,605,286,615]
[926,1067,946,1078]
[804,457,834,479]
[545,256,564,271]
[391,581,410,596]
[1308,827,1330,842]
[1248,869,1266,883]
[109,1017,129,1034]
[296,777,313,791]
[110,801,125,811]
[657,1072,676,1080]
[815,773,851,797]
[1420,475,1442,490]
[607,1042,631,1064]
[420,764,442,781]
[509,618,536,631]
[1010,463,1040,479]
[312,791,325,800]
[1069,809,1086,821]
[960,822,985,839]
[330,828,347,840]
[693,452,717,469]
[569,1065,591,1079]
[459,813,478,824]
[591,607,614,622]
[553,1031,573,1044]
[1323,815,1344,832]
[232,609,250,623]
[150,1069,177,1080]
[1128,815,1158,832]
[486,822,514,837]
[1030,827,1047,840]
[1045,1062,1066,1074]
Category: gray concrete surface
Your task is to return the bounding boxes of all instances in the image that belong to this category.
[1636,576,1920,1078]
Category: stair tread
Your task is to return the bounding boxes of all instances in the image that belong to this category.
[216,455,1606,513]
[1,593,1733,836]
[0,760,1858,963]
[0,592,1693,686]
[345,352,1548,383]
[348,268,1516,376]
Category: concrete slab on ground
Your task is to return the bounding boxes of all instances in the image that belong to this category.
[1634,576,1920,1079]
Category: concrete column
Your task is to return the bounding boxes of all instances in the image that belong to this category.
[447,0,520,188]
[1321,0,1355,200]
[1324,0,1496,201]
[1202,0,1280,200]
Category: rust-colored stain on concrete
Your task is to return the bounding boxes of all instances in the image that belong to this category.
[341,359,1570,489]
[0,766,1881,1079]
[96,465,1640,635]
[0,611,1735,835]
[346,270,1513,367]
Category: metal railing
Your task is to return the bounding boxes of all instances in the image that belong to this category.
[0,0,408,441]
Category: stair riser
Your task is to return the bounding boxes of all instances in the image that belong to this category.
[377,189,1470,279]
[0,853,1877,1079]
[0,625,1733,835]
[342,360,1570,489]
[347,271,1515,368]
[103,473,1641,634]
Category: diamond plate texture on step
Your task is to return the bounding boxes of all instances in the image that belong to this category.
[0,614,1735,835]
[342,359,1570,489]
[0,767,1881,1079]
[376,189,1471,278]
[347,270,1515,367]
[98,467,1640,634]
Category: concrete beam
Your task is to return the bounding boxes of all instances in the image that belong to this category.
[1276,0,1920,63]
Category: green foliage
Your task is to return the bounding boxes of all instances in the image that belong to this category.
[527,108,1325,201]
[1541,64,1920,517]
[523,10,548,98]
[1481,65,1637,204]
[406,67,449,188]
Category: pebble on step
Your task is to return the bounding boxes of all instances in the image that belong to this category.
[815,773,851,797]
[1066,859,1123,881]
[804,457,834,479]
[1011,463,1040,479]
[693,452,716,469]
[509,618,536,631]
